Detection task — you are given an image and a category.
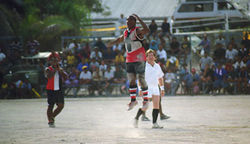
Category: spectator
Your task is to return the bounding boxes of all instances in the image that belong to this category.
[183,68,200,95]
[118,14,126,26]
[160,17,170,39]
[201,64,214,94]
[198,34,211,55]
[95,37,107,52]
[157,44,167,63]
[170,37,180,56]
[113,65,126,94]
[149,40,158,51]
[199,52,213,72]
[104,66,115,94]
[103,47,115,64]
[148,19,158,37]
[99,60,107,74]
[181,36,191,65]
[67,51,77,67]
[213,63,228,94]
[142,39,150,51]
[64,67,79,88]
[238,44,248,59]
[112,43,122,54]
[91,67,104,95]
[90,46,102,61]
[166,55,179,72]
[77,58,89,72]
[213,43,226,64]
[82,42,91,59]
[225,43,238,61]
[0,48,6,65]
[239,66,248,94]
[79,66,92,94]
[225,61,238,94]
[215,34,226,47]
[241,33,250,49]
[89,58,100,71]
[115,50,125,67]
[164,69,176,95]
[228,37,238,50]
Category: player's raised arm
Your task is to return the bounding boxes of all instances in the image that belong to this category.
[132,14,149,36]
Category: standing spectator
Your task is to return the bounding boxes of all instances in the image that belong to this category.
[228,37,238,50]
[198,34,211,55]
[225,43,238,61]
[170,37,180,56]
[160,17,170,39]
[77,58,89,72]
[225,61,238,94]
[199,52,213,72]
[90,47,102,61]
[91,67,104,95]
[95,37,107,52]
[157,44,167,63]
[181,36,191,65]
[239,66,248,94]
[164,69,176,95]
[82,42,91,59]
[166,55,179,72]
[213,43,226,64]
[201,64,214,94]
[149,19,158,37]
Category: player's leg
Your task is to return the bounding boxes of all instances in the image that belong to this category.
[159,96,170,120]
[152,94,163,129]
[127,72,138,110]
[52,90,64,118]
[47,90,55,127]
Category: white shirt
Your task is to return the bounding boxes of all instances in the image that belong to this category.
[157,49,167,61]
[225,49,238,60]
[145,62,164,87]
[104,70,114,80]
[79,71,92,80]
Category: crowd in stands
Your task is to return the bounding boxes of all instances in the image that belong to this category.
[1,17,250,98]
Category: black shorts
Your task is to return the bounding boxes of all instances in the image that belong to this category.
[47,90,64,105]
[126,62,145,74]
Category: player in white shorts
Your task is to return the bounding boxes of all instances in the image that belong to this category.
[134,49,165,129]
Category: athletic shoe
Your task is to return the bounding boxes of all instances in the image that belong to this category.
[141,101,149,110]
[133,119,138,128]
[141,115,150,121]
[152,123,163,129]
[48,122,55,128]
[128,101,138,111]
[160,114,170,120]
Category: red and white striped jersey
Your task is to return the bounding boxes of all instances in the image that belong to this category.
[123,27,146,63]
[46,66,60,91]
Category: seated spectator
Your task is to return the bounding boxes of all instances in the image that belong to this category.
[164,69,176,95]
[166,54,179,72]
[170,37,180,56]
[238,66,248,94]
[201,64,214,94]
[104,66,115,94]
[213,43,226,64]
[225,61,238,94]
[90,46,102,61]
[233,56,245,72]
[77,58,89,72]
[67,51,77,67]
[238,44,248,59]
[149,40,158,51]
[79,66,92,94]
[115,50,125,67]
[215,34,226,47]
[64,67,79,88]
[112,43,122,54]
[157,44,167,63]
[113,65,126,94]
[89,58,100,71]
[213,63,228,94]
[199,52,213,72]
[81,42,91,59]
[225,43,238,61]
[103,47,115,64]
[90,67,104,95]
[95,37,107,53]
[142,39,150,51]
[99,60,107,74]
[183,68,200,95]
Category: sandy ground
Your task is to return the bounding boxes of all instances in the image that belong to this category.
[0,95,250,144]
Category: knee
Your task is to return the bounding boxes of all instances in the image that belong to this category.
[57,104,64,110]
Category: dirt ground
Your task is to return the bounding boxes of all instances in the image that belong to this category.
[0,95,250,144]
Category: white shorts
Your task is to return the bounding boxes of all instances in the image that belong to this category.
[147,86,160,98]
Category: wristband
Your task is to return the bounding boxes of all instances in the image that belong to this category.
[160,86,164,90]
